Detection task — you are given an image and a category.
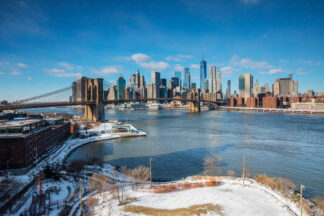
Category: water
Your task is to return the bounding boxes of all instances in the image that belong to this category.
[35,108,324,198]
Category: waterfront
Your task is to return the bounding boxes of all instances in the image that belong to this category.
[39,108,323,199]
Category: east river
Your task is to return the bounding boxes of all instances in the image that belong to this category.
[28,107,324,198]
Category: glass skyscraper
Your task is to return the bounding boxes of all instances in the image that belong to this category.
[173,71,182,88]
[200,57,207,90]
[183,67,191,90]
[117,76,126,100]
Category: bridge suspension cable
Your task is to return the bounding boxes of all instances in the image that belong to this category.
[14,86,72,104]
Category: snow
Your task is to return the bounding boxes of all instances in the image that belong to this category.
[91,177,308,216]
[1,122,146,215]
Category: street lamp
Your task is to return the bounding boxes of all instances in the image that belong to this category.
[300,184,305,216]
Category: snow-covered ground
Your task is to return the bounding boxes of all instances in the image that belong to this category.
[0,122,146,214]
[91,176,309,216]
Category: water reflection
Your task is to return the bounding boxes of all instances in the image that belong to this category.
[63,109,324,198]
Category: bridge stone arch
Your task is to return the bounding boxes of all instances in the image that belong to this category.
[84,78,104,122]
[187,89,201,112]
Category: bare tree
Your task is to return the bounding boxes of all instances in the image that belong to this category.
[87,173,112,196]
[129,166,150,187]
[203,156,222,176]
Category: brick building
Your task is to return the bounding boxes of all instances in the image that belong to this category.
[0,119,70,170]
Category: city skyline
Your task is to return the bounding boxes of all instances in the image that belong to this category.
[0,0,323,100]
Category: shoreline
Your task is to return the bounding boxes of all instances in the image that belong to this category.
[219,106,324,116]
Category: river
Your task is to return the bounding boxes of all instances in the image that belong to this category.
[26,107,324,198]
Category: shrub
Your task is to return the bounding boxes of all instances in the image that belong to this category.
[87,196,98,207]
[205,180,221,187]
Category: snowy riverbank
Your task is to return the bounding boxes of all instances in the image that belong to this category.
[0,122,146,214]
[89,176,312,216]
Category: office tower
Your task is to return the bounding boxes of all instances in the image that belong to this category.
[216,70,221,92]
[117,76,126,100]
[76,76,87,102]
[161,78,167,87]
[129,74,136,87]
[72,81,77,102]
[204,78,209,92]
[107,86,117,100]
[147,84,159,101]
[135,69,140,88]
[264,83,270,93]
[209,66,216,93]
[273,76,299,97]
[171,77,180,88]
[200,57,207,90]
[254,79,261,97]
[191,83,196,89]
[140,74,145,87]
[183,67,191,89]
[238,73,253,99]
[151,71,161,86]
[173,71,182,88]
[225,80,231,99]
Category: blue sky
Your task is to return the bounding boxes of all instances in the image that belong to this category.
[0,0,323,101]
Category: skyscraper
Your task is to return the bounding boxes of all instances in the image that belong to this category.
[135,69,140,88]
[173,71,182,88]
[225,80,231,99]
[209,66,216,93]
[151,71,160,86]
[216,70,221,92]
[200,57,207,90]
[238,73,253,100]
[140,74,145,87]
[117,76,126,100]
[183,67,191,89]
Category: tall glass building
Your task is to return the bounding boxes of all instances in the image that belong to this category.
[183,67,191,90]
[117,76,126,100]
[200,57,207,90]
[173,71,182,88]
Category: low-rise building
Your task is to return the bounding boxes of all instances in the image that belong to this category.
[0,118,70,170]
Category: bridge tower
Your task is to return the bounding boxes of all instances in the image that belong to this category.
[84,78,105,122]
[188,89,201,112]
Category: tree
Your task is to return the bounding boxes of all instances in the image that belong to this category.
[87,173,112,196]
[203,156,222,176]
[227,170,236,177]
[128,166,150,187]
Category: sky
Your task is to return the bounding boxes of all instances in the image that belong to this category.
[0,0,323,101]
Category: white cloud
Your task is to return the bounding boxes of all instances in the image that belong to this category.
[174,64,184,71]
[191,64,200,69]
[27,76,32,80]
[260,68,284,74]
[130,53,170,71]
[10,71,22,76]
[131,53,151,63]
[241,0,259,4]
[91,66,120,75]
[221,66,235,75]
[0,72,5,75]
[58,62,74,70]
[17,63,28,68]
[139,61,170,71]
[230,55,273,70]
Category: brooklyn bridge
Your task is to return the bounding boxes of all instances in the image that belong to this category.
[0,78,222,122]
